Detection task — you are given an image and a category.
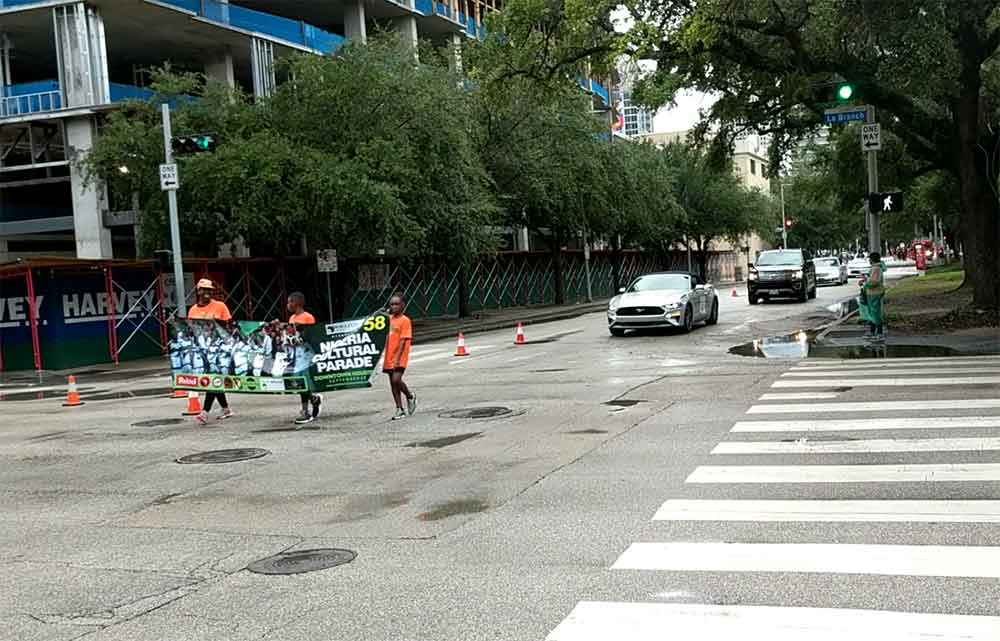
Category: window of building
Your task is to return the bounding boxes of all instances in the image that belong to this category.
[750,159,756,175]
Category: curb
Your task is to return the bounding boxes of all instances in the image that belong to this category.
[414,301,609,344]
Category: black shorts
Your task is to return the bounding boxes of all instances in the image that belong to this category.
[383,367,406,374]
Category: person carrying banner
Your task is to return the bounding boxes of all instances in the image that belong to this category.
[286,292,323,426]
[187,278,234,424]
[384,294,416,421]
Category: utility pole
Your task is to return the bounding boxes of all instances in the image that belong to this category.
[161,104,187,316]
[865,105,880,253]
[779,181,788,248]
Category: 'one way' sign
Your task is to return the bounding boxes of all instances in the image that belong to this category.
[868,191,904,213]
[861,123,881,151]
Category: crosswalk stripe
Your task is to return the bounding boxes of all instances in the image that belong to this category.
[652,499,1000,522]
[782,367,1000,377]
[712,436,1000,454]
[759,392,841,400]
[794,357,1000,368]
[747,399,1000,414]
[612,542,1000,578]
[733,416,1000,432]
[772,376,1000,388]
[545,602,1000,640]
[686,463,1000,483]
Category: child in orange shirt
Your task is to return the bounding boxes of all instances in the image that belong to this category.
[187,278,234,424]
[384,294,416,420]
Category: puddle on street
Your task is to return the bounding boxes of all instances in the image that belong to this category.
[730,334,970,360]
[417,498,489,521]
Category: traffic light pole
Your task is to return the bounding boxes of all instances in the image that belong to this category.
[161,104,187,316]
[865,105,880,253]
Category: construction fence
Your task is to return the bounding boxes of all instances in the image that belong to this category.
[0,249,741,372]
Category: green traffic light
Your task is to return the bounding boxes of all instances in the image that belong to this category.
[837,84,854,101]
[196,137,211,150]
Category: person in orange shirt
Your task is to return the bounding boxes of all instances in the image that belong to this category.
[286,292,322,426]
[187,278,234,425]
[384,293,416,420]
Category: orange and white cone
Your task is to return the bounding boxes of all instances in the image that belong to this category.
[182,391,203,416]
[454,332,469,357]
[62,375,84,407]
[514,322,526,345]
[169,387,187,399]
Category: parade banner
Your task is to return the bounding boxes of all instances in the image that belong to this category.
[169,313,389,394]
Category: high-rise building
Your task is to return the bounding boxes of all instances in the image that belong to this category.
[621,88,653,138]
[0,0,526,261]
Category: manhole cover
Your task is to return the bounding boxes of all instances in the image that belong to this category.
[176,448,270,464]
[406,432,481,448]
[133,418,185,428]
[439,407,512,420]
[246,548,356,575]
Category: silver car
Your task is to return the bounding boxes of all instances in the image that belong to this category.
[607,272,719,336]
[814,257,848,285]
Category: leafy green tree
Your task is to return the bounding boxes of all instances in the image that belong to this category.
[627,0,1000,311]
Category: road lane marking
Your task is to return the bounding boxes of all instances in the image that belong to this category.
[782,367,1000,377]
[772,376,1000,388]
[713,436,1000,454]
[793,357,1000,369]
[612,542,1000,578]
[758,392,840,400]
[747,399,1000,414]
[653,499,1000,523]
[685,463,1000,483]
[545,601,1000,641]
[733,416,1000,432]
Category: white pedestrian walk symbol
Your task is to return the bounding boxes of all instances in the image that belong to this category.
[882,194,893,211]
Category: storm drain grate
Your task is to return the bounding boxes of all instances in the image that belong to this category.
[176,448,270,464]
[133,418,185,428]
[406,432,482,448]
[247,548,356,575]
[439,407,512,420]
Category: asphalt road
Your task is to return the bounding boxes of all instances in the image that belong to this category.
[5,279,999,640]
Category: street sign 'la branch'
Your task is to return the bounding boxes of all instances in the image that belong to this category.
[823,106,867,124]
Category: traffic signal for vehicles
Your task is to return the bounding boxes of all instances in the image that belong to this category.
[785,219,794,229]
[171,133,217,156]
[815,81,857,104]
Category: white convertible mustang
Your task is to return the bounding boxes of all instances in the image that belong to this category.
[607,272,719,336]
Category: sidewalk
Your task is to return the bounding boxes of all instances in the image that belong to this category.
[413,299,609,344]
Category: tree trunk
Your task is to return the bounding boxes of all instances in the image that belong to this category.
[456,260,471,318]
[954,75,1000,311]
[611,234,623,293]
[695,238,710,281]
[551,229,566,305]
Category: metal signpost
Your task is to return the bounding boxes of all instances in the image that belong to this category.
[160,104,186,316]
[824,105,880,253]
[316,249,338,320]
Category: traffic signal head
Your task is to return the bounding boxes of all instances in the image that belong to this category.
[785,219,794,228]
[171,133,217,156]
[815,81,857,104]
[836,83,854,101]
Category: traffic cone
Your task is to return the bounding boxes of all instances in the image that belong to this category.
[731,288,739,298]
[62,375,84,407]
[169,388,187,399]
[182,391,202,416]
[454,332,469,357]
[514,322,526,345]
